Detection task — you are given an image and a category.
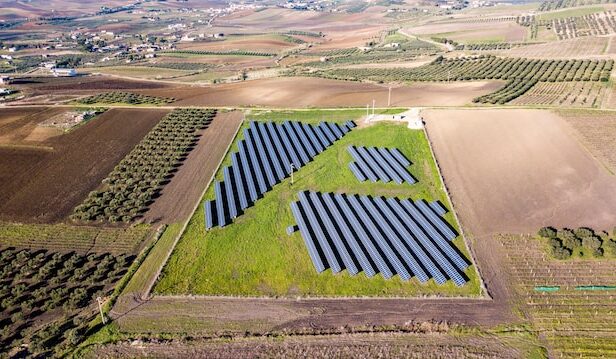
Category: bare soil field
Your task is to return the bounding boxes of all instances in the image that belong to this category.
[177,35,297,53]
[406,21,526,42]
[559,110,616,174]
[148,77,502,107]
[499,37,609,59]
[0,107,66,145]
[93,331,529,359]
[0,108,168,223]
[144,111,243,224]
[12,75,172,94]
[424,109,616,236]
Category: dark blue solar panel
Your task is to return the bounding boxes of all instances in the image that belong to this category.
[256,122,285,181]
[265,122,293,175]
[231,153,248,210]
[377,147,416,184]
[348,146,378,182]
[312,123,332,147]
[237,140,258,203]
[302,123,324,153]
[223,167,237,219]
[215,181,226,227]
[384,197,464,286]
[243,128,268,195]
[348,162,367,182]
[430,200,447,216]
[327,122,344,139]
[321,192,376,277]
[249,122,277,188]
[333,193,393,279]
[204,200,214,230]
[298,191,342,273]
[273,122,302,169]
[367,147,403,184]
[400,199,468,271]
[290,201,326,273]
[346,195,411,280]
[308,192,358,275]
[318,122,337,143]
[291,121,317,158]
[282,122,310,165]
[391,148,411,167]
[415,200,457,241]
[356,146,391,183]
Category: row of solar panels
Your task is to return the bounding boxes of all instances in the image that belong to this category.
[204,120,356,229]
[290,191,468,286]
[348,146,416,185]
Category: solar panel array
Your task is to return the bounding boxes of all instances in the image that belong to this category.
[290,191,468,286]
[347,146,416,185]
[204,120,355,229]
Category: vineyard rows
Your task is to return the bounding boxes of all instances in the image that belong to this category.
[0,223,151,255]
[552,11,616,39]
[73,108,216,223]
[510,81,606,107]
[160,50,275,57]
[0,247,132,357]
[317,56,613,103]
[500,235,616,358]
[539,0,616,11]
[78,91,175,105]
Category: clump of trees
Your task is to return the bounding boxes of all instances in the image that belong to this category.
[78,91,174,105]
[72,108,216,223]
[0,247,133,356]
[538,226,616,259]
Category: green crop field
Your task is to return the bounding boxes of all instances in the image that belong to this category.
[155,114,480,297]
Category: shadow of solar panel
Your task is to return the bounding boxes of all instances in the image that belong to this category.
[205,121,354,229]
[288,191,469,286]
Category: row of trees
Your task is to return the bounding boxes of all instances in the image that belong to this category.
[539,226,616,259]
[161,50,275,57]
[0,247,131,356]
[72,108,216,223]
[78,91,175,105]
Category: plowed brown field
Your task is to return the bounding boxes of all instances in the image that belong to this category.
[424,109,616,236]
[0,108,168,223]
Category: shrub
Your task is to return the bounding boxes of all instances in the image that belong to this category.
[575,227,594,238]
[562,235,581,250]
[552,246,572,260]
[582,235,602,250]
[538,226,557,238]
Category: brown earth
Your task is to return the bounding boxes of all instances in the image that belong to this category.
[0,108,168,223]
[406,21,526,42]
[424,108,616,236]
[93,331,526,359]
[177,36,296,52]
[143,111,243,224]
[144,77,503,108]
[0,107,66,145]
[12,75,172,94]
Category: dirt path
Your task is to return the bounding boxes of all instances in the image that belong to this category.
[144,111,244,224]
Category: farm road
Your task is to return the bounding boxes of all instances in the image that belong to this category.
[143,111,244,223]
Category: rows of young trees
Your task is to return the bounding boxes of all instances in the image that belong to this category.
[317,56,613,103]
[539,226,616,259]
[72,109,216,223]
[456,43,513,51]
[0,247,132,356]
[322,56,613,82]
[161,50,275,57]
[538,0,615,11]
[474,79,539,104]
[78,91,175,105]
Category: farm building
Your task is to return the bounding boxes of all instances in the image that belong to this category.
[51,68,77,77]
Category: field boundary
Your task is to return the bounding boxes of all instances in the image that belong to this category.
[422,113,489,299]
[141,111,244,299]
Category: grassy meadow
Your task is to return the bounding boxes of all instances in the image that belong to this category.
[155,111,480,297]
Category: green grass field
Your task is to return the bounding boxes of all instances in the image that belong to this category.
[537,6,604,20]
[154,114,480,297]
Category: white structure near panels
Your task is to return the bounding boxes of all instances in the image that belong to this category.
[289,191,468,286]
[347,146,416,185]
[204,120,356,229]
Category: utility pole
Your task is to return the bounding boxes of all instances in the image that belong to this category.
[366,103,369,118]
[97,297,107,324]
[372,99,375,116]
[388,86,392,107]
[290,163,295,185]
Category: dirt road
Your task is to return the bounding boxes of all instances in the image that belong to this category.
[144,111,244,224]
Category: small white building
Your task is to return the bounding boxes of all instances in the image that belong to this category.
[0,76,12,84]
[51,68,77,77]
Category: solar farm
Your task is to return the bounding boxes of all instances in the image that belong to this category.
[156,113,480,297]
